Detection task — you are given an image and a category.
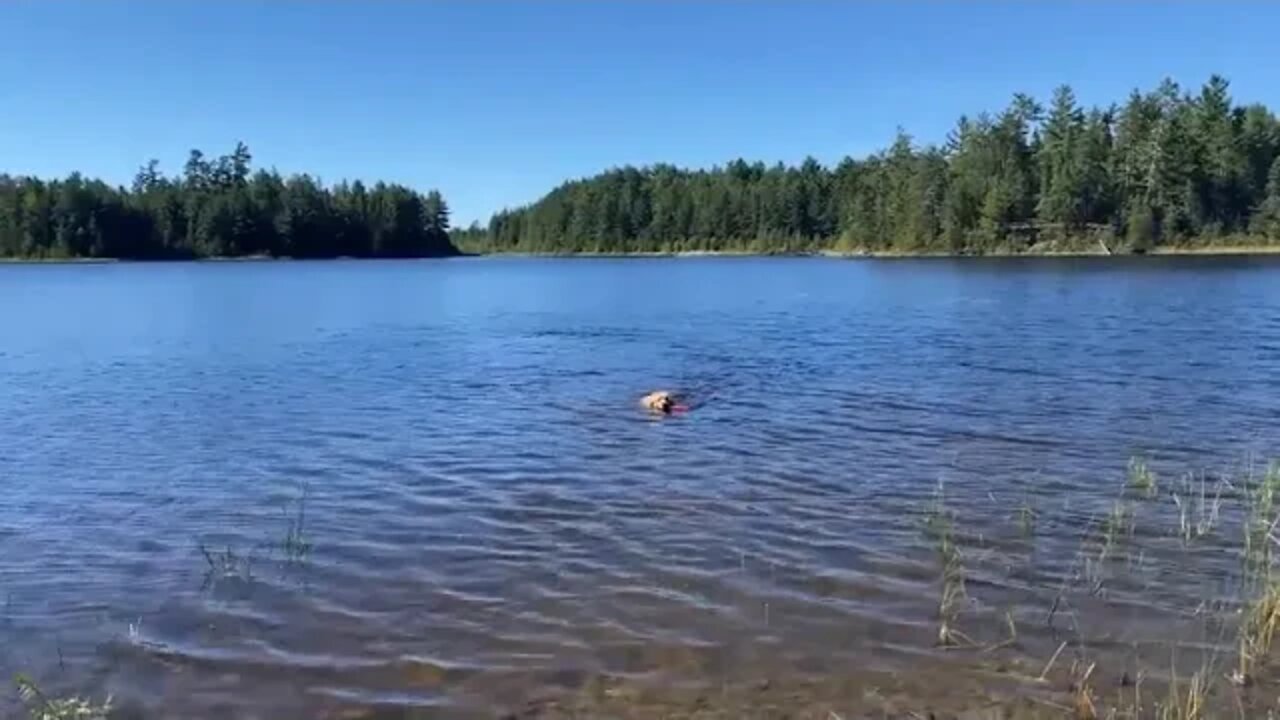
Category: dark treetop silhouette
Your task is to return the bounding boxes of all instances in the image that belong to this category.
[0,143,456,260]
[456,76,1280,255]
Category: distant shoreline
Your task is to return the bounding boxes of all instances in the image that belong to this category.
[0,253,459,265]
[4,244,1280,264]
[460,243,1280,259]
[0,256,121,264]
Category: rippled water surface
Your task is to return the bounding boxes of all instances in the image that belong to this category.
[3,257,1280,718]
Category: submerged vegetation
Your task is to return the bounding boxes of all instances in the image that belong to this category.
[928,482,972,648]
[1100,498,1135,557]
[195,487,315,589]
[17,456,1280,718]
[459,76,1280,256]
[920,456,1280,719]
[14,676,111,720]
[1017,497,1037,539]
[0,144,457,260]
[1128,455,1158,497]
[1172,471,1223,544]
[197,542,256,587]
[281,487,313,564]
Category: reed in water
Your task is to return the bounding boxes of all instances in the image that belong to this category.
[17,455,1280,719]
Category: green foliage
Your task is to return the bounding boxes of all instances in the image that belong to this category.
[0,144,457,260]
[1127,455,1158,497]
[1245,463,1280,578]
[1126,204,1158,251]
[467,76,1280,254]
[926,480,971,647]
[1252,156,1280,239]
[14,676,111,720]
[1100,500,1135,557]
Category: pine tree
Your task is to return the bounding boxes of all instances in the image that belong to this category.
[1037,86,1085,230]
[1252,157,1280,240]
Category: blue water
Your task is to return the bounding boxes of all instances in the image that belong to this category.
[2,257,1279,718]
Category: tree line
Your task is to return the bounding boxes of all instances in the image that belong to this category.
[0,144,457,259]
[458,76,1280,254]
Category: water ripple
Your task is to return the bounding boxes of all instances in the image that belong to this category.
[2,257,1280,716]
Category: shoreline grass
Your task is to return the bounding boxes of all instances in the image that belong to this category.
[931,455,1280,719]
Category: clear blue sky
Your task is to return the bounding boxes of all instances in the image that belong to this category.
[3,2,1278,225]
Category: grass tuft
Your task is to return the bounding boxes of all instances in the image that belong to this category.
[198,542,254,587]
[1100,500,1134,560]
[928,481,973,648]
[1172,472,1222,543]
[1235,577,1280,686]
[281,486,313,563]
[1070,661,1097,720]
[1128,455,1158,498]
[14,676,111,720]
[1158,665,1209,720]
[936,531,971,647]
[1244,463,1280,579]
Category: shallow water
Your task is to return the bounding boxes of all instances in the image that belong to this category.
[2,257,1280,718]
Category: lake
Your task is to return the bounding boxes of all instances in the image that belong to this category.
[2,257,1280,718]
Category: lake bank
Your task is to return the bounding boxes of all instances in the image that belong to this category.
[5,239,1279,263]
[0,256,121,264]
[0,252,463,264]
[452,241,1280,259]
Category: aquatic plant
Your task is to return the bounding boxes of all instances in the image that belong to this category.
[930,487,973,648]
[1157,645,1221,720]
[1235,577,1280,686]
[1172,472,1223,543]
[1239,469,1280,687]
[198,542,254,586]
[1158,666,1209,720]
[1128,455,1158,498]
[1003,461,1280,718]
[983,609,1019,653]
[1016,498,1036,539]
[1081,553,1106,596]
[1100,499,1134,560]
[31,452,1280,719]
[922,477,952,540]
[1069,660,1097,720]
[281,486,313,563]
[14,676,111,720]
[1244,463,1280,579]
[936,533,971,647]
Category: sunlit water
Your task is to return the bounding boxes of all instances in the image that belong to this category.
[2,257,1280,718]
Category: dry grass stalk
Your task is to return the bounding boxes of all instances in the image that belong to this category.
[1158,666,1208,720]
[1235,578,1280,685]
[1172,472,1222,543]
[1072,661,1098,720]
